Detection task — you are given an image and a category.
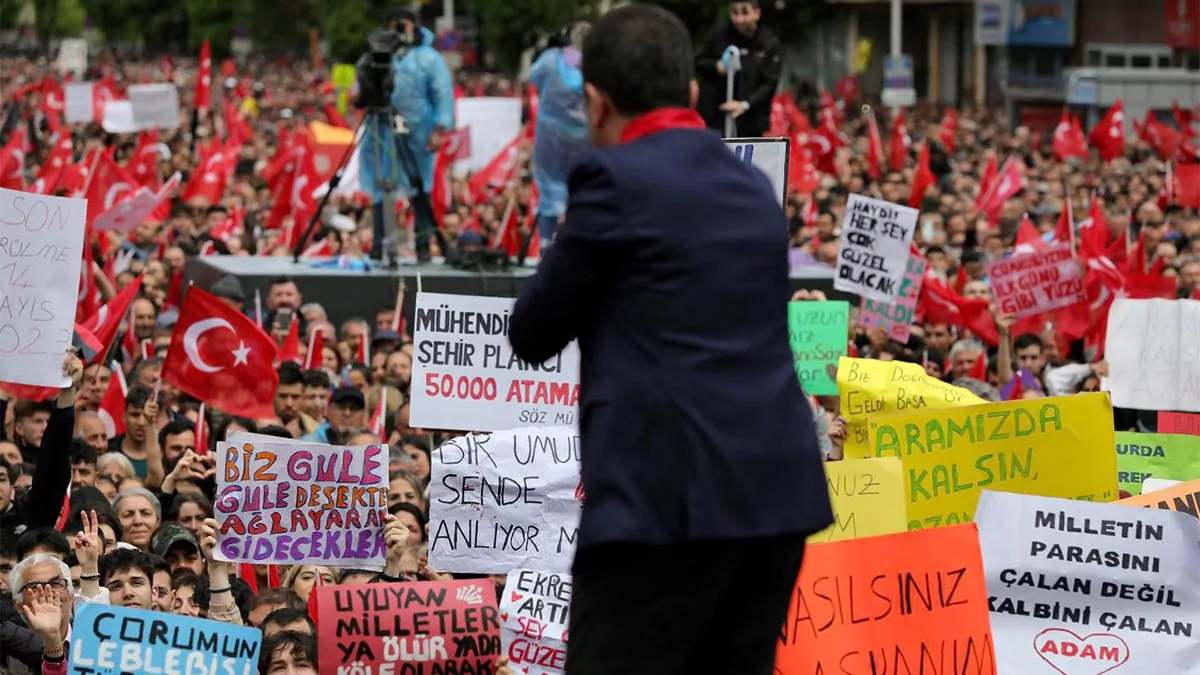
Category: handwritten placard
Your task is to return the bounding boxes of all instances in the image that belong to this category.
[71,603,261,675]
[0,188,87,387]
[1115,432,1200,495]
[500,569,571,675]
[869,393,1119,529]
[977,491,1200,673]
[787,300,848,395]
[1159,411,1200,436]
[213,439,388,569]
[429,426,581,574]
[775,525,997,675]
[860,255,925,341]
[1120,478,1200,518]
[836,356,985,458]
[317,580,501,675]
[988,244,1085,317]
[1106,298,1200,412]
[833,194,918,302]
[810,457,907,543]
[411,292,581,432]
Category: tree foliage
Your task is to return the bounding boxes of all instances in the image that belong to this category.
[0,0,23,31]
[471,0,597,72]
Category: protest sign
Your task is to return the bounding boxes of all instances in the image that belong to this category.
[775,524,997,675]
[0,188,87,387]
[500,569,571,675]
[64,82,94,123]
[1106,298,1200,412]
[976,491,1200,674]
[410,292,580,431]
[317,579,501,675]
[1159,411,1200,436]
[833,194,918,302]
[810,457,907,543]
[429,426,581,574]
[213,438,388,569]
[725,137,789,205]
[1120,478,1200,519]
[56,38,87,77]
[869,393,1118,529]
[860,255,925,342]
[128,83,181,130]
[988,244,1085,317]
[787,300,848,396]
[72,603,261,675]
[1115,432,1200,495]
[836,356,985,458]
[101,100,138,134]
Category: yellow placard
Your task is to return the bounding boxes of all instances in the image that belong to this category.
[853,39,873,75]
[331,63,357,89]
[836,357,985,458]
[810,457,907,543]
[868,393,1118,530]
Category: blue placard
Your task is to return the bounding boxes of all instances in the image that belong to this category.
[1007,0,1075,47]
[70,604,262,675]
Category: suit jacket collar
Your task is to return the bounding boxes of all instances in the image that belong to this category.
[621,108,706,144]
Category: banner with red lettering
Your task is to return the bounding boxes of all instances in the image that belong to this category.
[410,292,580,432]
[317,580,501,675]
[987,244,1085,317]
[500,569,571,675]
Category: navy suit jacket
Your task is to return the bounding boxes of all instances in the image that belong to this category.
[508,127,834,550]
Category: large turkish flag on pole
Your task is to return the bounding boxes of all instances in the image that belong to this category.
[163,287,279,418]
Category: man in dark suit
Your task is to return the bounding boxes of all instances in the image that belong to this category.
[507,6,832,674]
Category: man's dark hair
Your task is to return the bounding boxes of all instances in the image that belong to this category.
[256,425,294,439]
[69,439,97,466]
[148,553,171,576]
[278,363,305,387]
[250,587,308,615]
[303,370,331,389]
[158,419,196,449]
[269,275,297,290]
[262,607,316,635]
[125,385,155,411]
[1013,333,1043,353]
[99,547,156,585]
[12,400,53,420]
[581,5,694,116]
[259,631,318,673]
[15,528,70,560]
[171,569,211,609]
[94,510,124,543]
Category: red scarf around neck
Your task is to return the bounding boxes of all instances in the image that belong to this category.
[620,108,706,144]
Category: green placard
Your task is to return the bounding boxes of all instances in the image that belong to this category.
[788,301,849,396]
[1115,431,1200,495]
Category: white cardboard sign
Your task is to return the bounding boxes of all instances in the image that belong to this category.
[976,491,1200,674]
[128,83,181,130]
[428,426,581,574]
[834,194,918,302]
[500,569,570,675]
[64,82,94,124]
[410,292,580,432]
[1105,298,1200,412]
[725,137,789,206]
[0,189,87,387]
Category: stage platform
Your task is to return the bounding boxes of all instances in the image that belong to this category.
[185,256,850,328]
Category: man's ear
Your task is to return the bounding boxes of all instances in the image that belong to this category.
[689,79,699,109]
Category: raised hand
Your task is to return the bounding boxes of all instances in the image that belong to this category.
[19,585,64,642]
[198,517,220,565]
[75,509,103,570]
[382,513,411,575]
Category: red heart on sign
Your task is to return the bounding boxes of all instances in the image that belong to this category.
[511,592,524,603]
[500,613,508,622]
[1033,628,1130,675]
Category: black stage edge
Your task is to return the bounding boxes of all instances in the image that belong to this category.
[185,256,852,329]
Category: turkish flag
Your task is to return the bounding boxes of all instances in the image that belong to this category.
[909,144,935,209]
[129,129,161,189]
[938,108,958,154]
[889,109,910,172]
[180,144,227,205]
[195,40,212,110]
[976,157,1026,223]
[30,134,74,195]
[82,273,145,359]
[468,136,520,201]
[1053,111,1088,161]
[84,151,140,226]
[162,287,279,418]
[1088,99,1126,161]
[865,111,884,179]
[97,363,128,438]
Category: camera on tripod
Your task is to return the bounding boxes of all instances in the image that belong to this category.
[354,29,414,110]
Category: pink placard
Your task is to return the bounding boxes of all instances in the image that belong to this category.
[859,256,925,342]
[988,244,1085,317]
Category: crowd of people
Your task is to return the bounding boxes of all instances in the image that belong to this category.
[0,1,1198,673]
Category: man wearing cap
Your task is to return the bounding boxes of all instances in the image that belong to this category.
[301,387,367,444]
[209,275,246,311]
[151,524,204,576]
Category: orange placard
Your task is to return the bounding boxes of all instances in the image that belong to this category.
[1118,478,1200,518]
[776,524,998,675]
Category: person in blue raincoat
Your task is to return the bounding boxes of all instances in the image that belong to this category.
[528,24,590,248]
[358,7,454,262]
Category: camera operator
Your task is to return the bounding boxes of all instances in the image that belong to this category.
[695,0,781,138]
[527,24,589,249]
[357,7,454,263]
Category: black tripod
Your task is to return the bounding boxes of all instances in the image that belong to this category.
[291,108,447,267]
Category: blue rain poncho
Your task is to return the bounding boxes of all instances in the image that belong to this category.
[529,47,589,218]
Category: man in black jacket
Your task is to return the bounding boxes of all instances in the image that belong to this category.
[0,351,83,543]
[695,0,782,138]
